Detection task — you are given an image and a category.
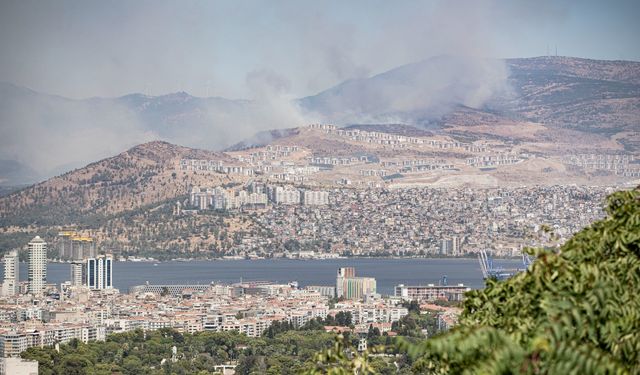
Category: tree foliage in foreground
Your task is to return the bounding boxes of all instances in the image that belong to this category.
[398,188,640,374]
[21,329,338,375]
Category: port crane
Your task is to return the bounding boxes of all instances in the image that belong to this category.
[478,249,533,280]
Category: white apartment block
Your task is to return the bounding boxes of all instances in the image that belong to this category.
[303,190,329,206]
[28,236,47,296]
[270,186,301,205]
[2,250,19,296]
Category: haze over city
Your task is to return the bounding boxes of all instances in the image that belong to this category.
[2,0,640,98]
[0,1,639,374]
[0,0,639,181]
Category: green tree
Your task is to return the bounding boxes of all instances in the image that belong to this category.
[55,354,91,375]
[401,188,640,374]
[334,311,352,327]
[121,355,145,375]
[307,188,640,374]
[303,335,376,375]
[402,300,421,314]
[21,346,59,375]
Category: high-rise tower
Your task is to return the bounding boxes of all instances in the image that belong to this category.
[2,250,19,296]
[70,262,84,286]
[28,236,47,296]
[57,231,96,261]
[86,254,113,290]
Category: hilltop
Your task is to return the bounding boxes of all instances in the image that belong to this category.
[299,56,640,135]
[0,114,636,229]
[0,141,244,226]
[505,56,640,150]
[0,141,261,256]
[1,56,639,185]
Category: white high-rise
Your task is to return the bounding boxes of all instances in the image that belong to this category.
[28,236,47,296]
[70,262,84,286]
[2,250,19,296]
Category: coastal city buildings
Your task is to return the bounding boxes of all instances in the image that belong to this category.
[336,267,377,300]
[57,231,100,290]
[0,274,413,358]
[109,184,613,259]
[0,184,620,363]
[1,251,18,297]
[54,232,114,290]
[440,237,459,256]
[0,234,432,363]
[305,285,336,298]
[0,331,28,358]
[394,284,471,302]
[235,185,610,259]
[129,283,213,296]
[189,184,329,211]
[27,236,47,296]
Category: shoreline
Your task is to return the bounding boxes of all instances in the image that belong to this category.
[41,255,522,263]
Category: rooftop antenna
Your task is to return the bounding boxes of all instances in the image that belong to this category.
[546,44,549,57]
[555,45,558,57]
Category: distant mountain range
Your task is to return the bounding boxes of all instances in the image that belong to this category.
[301,56,640,135]
[1,55,639,185]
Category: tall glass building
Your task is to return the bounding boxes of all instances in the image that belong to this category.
[86,255,113,290]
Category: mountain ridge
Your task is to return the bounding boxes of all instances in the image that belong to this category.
[1,56,639,185]
[0,140,243,227]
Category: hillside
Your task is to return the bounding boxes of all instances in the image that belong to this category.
[0,141,242,226]
[300,56,640,148]
[0,83,250,185]
[1,116,633,230]
[2,56,639,186]
[0,56,638,255]
[0,125,636,256]
[507,56,640,85]
[505,57,640,150]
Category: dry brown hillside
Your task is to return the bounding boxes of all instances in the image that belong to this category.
[0,141,245,226]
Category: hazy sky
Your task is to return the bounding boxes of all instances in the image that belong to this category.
[0,0,639,99]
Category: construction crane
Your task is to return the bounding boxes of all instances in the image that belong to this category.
[478,249,531,281]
